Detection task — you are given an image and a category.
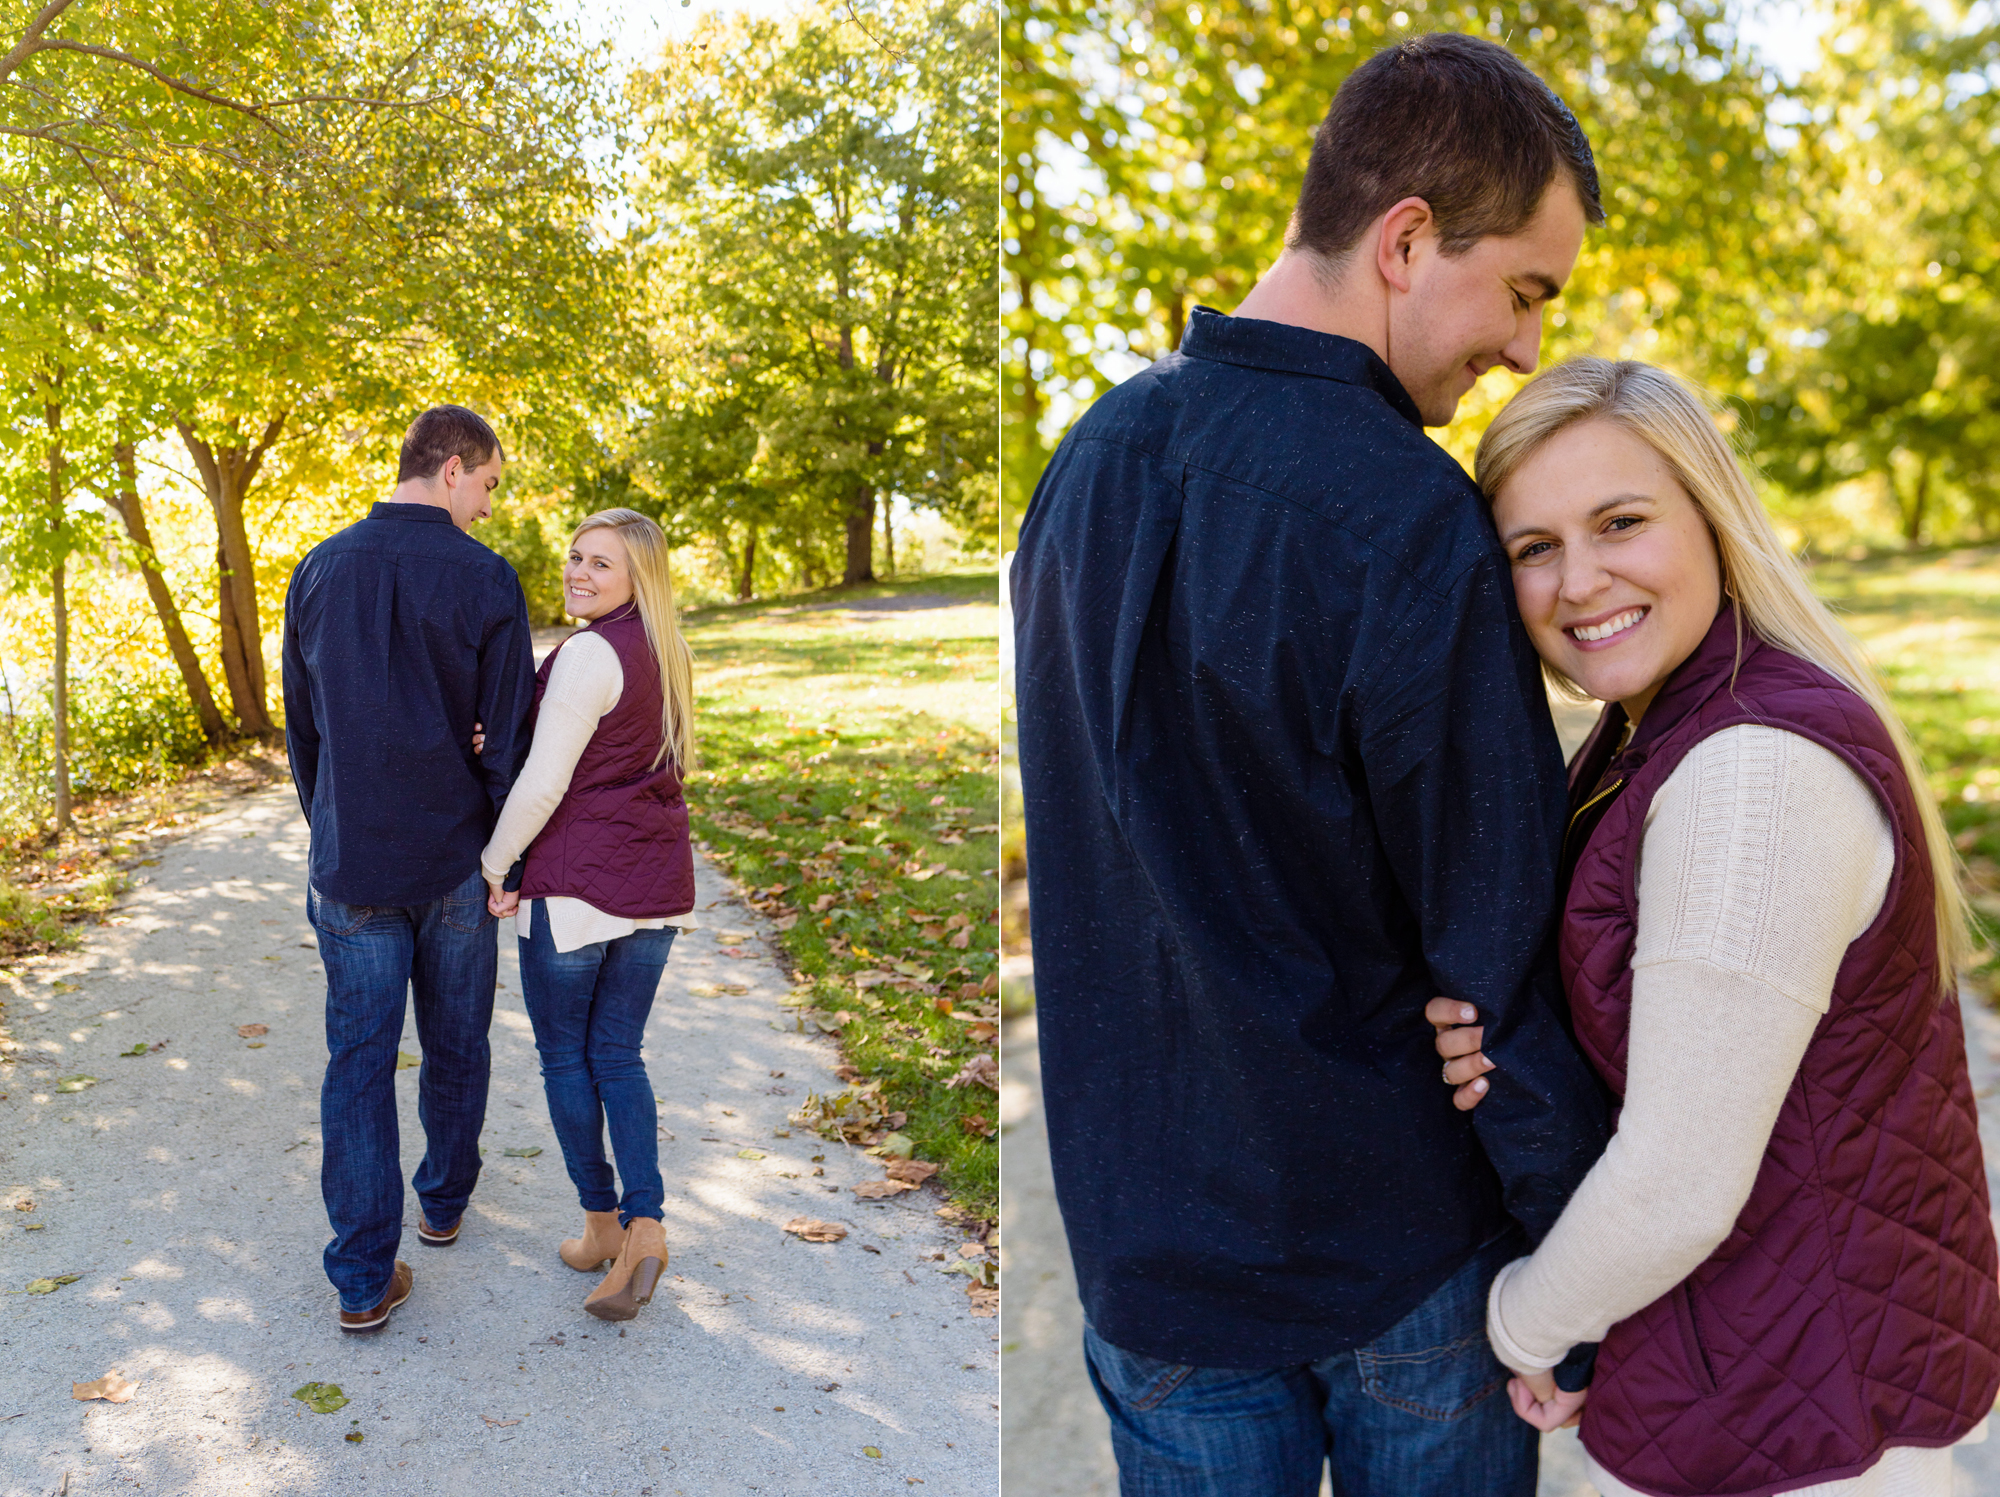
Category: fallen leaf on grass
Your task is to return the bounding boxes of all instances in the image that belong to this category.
[947,1055,998,1092]
[771,914,799,931]
[948,930,971,950]
[292,1382,348,1413]
[54,1075,97,1094]
[884,1158,940,1185]
[72,1371,138,1403]
[501,1147,542,1158]
[853,1179,919,1199]
[783,1217,848,1243]
[237,1024,267,1039]
[965,1021,998,1044]
[960,1113,996,1138]
[394,1052,419,1071]
[811,893,838,913]
[851,970,892,990]
[26,1275,81,1294]
[866,1132,915,1160]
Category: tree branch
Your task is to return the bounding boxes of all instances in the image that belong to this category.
[0,0,76,84]
[30,40,293,138]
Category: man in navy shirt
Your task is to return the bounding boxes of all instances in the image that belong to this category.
[283,405,536,1332]
[1014,34,1613,1493]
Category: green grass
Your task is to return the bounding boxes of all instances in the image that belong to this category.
[681,571,1000,1214]
[1811,544,2000,986]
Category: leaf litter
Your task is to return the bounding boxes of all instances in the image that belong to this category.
[782,1217,848,1243]
[72,1371,138,1403]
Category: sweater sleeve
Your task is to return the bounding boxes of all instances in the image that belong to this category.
[478,632,623,883]
[1487,725,1894,1372]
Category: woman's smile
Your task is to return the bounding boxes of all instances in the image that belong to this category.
[1566,606,1649,646]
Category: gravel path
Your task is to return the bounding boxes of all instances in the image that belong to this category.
[0,784,997,1496]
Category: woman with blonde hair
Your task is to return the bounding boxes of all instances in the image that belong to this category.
[1431,358,2000,1495]
[480,506,698,1321]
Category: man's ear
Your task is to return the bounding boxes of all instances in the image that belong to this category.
[1375,197,1435,296]
[439,454,463,489]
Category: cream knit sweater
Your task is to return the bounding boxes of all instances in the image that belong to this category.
[479,630,698,953]
[1485,724,1981,1497]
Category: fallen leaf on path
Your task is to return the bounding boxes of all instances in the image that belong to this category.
[237,1024,267,1039]
[72,1371,138,1403]
[853,1179,918,1199]
[863,1447,883,1459]
[946,1055,998,1091]
[966,1284,998,1317]
[11,1199,31,1212]
[688,982,748,998]
[26,1275,80,1294]
[54,1076,97,1093]
[867,1132,915,1160]
[715,929,754,944]
[481,1416,520,1428]
[501,1147,541,1158]
[884,1158,940,1185]
[782,1217,848,1243]
[119,1043,147,1057]
[292,1382,348,1413]
[246,1043,265,1049]
[957,1242,986,1259]
[395,1052,419,1070]
[346,1431,364,1443]
[737,1149,766,1160]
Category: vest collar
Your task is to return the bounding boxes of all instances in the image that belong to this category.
[584,601,641,632]
[1619,604,1753,767]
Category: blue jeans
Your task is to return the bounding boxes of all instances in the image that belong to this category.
[516,900,676,1226]
[311,868,497,1311]
[1084,1234,1536,1497]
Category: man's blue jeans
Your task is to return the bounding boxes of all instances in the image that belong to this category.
[516,899,676,1226]
[311,868,496,1311]
[1084,1233,1536,1497]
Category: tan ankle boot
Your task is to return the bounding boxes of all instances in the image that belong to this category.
[584,1216,668,1322]
[559,1210,627,1272]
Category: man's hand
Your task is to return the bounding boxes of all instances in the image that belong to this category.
[486,877,519,919]
[1426,996,1494,1110]
[1508,1368,1586,1432]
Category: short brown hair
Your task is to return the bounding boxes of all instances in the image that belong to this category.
[397,405,504,483]
[1289,33,1602,267]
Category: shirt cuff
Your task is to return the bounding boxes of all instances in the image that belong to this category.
[1486,1256,1566,1375]
[479,854,509,884]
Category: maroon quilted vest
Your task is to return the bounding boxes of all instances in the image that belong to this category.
[1563,607,2000,1497]
[518,603,695,919]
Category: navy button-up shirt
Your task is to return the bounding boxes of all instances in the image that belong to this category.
[1013,308,1611,1366]
[282,502,536,906]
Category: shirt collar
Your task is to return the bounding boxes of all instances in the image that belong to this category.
[368,500,456,525]
[1178,306,1425,428]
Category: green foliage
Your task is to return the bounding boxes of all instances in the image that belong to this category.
[678,573,1000,1210]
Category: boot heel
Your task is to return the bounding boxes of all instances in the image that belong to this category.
[630,1256,663,1307]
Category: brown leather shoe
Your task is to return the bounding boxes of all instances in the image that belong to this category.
[417,1216,460,1246]
[338,1261,413,1334]
[584,1217,667,1322]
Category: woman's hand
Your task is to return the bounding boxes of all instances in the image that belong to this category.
[472,721,486,756]
[1508,1368,1587,1432]
[486,876,519,919]
[1426,997,1494,1110]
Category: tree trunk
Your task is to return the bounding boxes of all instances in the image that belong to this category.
[1902,456,1931,547]
[177,414,285,737]
[50,559,70,831]
[41,393,71,832]
[109,440,229,746]
[844,487,877,585]
[882,499,895,577]
[737,527,758,601]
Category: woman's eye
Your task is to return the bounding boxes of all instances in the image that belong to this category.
[1515,540,1554,561]
[1605,515,1642,533]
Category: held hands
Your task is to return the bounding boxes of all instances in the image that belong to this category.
[1508,1367,1587,1432]
[472,721,486,756]
[1426,997,1495,1111]
[486,876,519,919]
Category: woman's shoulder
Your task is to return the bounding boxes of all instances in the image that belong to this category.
[545,629,623,711]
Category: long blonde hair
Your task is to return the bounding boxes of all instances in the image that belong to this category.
[1474,357,1970,987]
[571,507,696,774]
